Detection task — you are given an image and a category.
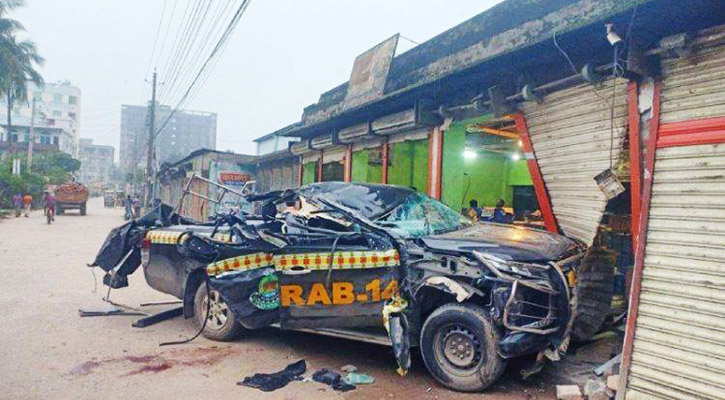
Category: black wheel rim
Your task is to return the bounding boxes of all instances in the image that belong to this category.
[433,323,485,373]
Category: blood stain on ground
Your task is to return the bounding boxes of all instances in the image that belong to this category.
[69,360,103,376]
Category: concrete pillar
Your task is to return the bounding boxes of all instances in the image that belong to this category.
[427,127,443,199]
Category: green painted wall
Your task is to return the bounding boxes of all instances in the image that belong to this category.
[351,150,368,182]
[442,115,533,212]
[441,123,466,210]
[412,139,429,193]
[462,152,510,210]
[508,159,532,186]
[387,140,428,193]
[302,161,316,184]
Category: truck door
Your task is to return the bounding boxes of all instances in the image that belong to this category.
[276,246,401,329]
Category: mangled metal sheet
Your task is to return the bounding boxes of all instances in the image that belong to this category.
[520,78,629,245]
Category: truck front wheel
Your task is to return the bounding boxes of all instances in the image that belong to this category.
[194,284,243,341]
[80,203,87,216]
[421,303,506,392]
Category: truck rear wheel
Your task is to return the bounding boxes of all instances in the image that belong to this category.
[420,303,506,392]
[194,284,243,341]
[80,203,87,216]
[57,205,64,215]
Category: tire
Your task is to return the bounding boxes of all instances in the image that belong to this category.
[80,203,87,216]
[571,247,616,341]
[57,205,64,215]
[194,283,243,341]
[420,303,507,392]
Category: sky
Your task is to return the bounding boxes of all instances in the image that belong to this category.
[13,0,504,160]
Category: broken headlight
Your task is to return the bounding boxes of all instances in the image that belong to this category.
[476,253,549,279]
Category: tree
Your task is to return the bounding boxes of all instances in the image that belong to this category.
[0,0,44,140]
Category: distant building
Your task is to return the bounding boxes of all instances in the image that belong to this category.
[119,104,216,173]
[77,138,115,193]
[253,123,299,156]
[157,149,256,221]
[0,81,81,157]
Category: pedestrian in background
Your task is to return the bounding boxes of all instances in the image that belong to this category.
[22,193,33,217]
[12,193,23,217]
[132,196,141,218]
[124,195,133,220]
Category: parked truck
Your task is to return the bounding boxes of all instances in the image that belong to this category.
[55,182,89,215]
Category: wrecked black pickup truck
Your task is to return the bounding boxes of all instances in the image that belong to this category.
[92,182,614,392]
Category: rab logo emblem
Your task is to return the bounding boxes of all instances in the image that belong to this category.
[249,273,280,310]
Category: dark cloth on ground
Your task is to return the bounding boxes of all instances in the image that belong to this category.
[238,359,306,392]
[312,368,356,392]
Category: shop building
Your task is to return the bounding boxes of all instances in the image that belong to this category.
[252,0,725,398]
[156,149,256,221]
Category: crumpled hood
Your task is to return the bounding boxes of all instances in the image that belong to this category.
[419,222,581,262]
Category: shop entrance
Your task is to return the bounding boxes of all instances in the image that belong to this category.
[454,116,543,228]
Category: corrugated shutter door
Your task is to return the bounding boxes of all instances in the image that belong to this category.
[625,25,725,400]
[625,144,725,400]
[659,25,725,124]
[521,78,628,245]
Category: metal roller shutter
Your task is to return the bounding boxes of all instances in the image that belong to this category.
[625,144,725,400]
[521,78,628,245]
[625,25,725,400]
[659,26,725,124]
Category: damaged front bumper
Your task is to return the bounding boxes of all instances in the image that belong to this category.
[474,251,575,361]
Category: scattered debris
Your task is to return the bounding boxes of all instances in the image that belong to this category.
[556,385,583,400]
[340,364,357,373]
[78,306,146,317]
[239,359,306,392]
[607,375,619,392]
[312,368,356,392]
[593,353,621,376]
[131,306,183,328]
[343,372,374,385]
[139,300,182,307]
[584,379,613,400]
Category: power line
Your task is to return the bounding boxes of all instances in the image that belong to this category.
[159,0,217,104]
[153,0,252,140]
[140,0,168,103]
[162,0,235,104]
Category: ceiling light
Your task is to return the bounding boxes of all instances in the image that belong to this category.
[511,153,521,161]
[463,149,477,159]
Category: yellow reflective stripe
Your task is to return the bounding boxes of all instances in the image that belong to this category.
[146,231,232,244]
[274,249,399,271]
[206,252,275,276]
[146,230,184,244]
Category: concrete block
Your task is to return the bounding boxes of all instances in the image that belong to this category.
[556,385,582,400]
[584,378,613,400]
[607,375,619,392]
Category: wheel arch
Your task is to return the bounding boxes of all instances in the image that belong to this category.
[413,276,490,326]
[182,267,207,319]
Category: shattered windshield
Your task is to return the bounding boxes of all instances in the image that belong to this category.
[377,192,472,238]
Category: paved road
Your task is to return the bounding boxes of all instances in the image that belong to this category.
[0,198,555,399]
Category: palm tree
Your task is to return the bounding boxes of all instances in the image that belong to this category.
[0,0,44,142]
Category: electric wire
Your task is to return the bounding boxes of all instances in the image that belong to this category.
[153,0,252,140]
[168,0,237,105]
[159,0,213,103]
[140,0,168,103]
[161,0,235,105]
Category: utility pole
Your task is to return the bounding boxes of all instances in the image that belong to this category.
[26,98,36,172]
[145,69,157,209]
